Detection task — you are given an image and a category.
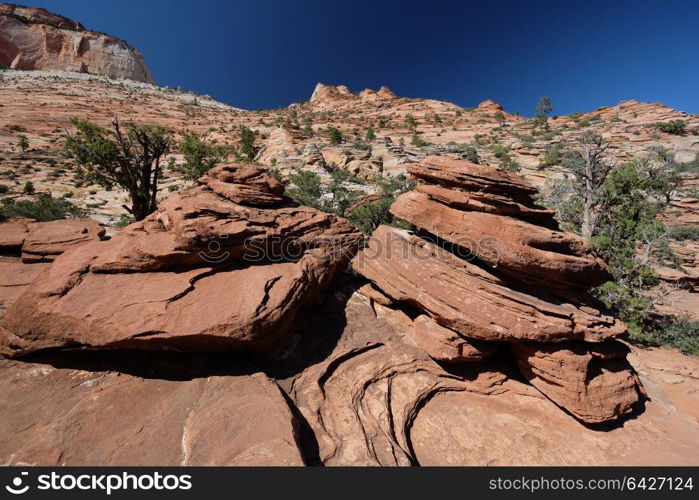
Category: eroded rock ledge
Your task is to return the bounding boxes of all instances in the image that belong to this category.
[0,164,363,356]
[352,156,646,424]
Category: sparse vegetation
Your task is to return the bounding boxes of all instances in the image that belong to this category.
[179,131,228,180]
[653,120,687,135]
[0,195,85,221]
[65,117,172,221]
[238,126,257,161]
[546,137,691,350]
[328,126,343,145]
[538,143,562,169]
[17,134,29,152]
[534,96,553,131]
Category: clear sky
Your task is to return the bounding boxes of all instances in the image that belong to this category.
[21,0,699,115]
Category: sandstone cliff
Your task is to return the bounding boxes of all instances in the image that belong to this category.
[0,3,154,83]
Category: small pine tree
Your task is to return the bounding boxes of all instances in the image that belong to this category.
[18,135,29,152]
[534,96,553,131]
[328,127,343,145]
[238,126,257,161]
[404,114,417,132]
[365,127,376,142]
[23,181,35,195]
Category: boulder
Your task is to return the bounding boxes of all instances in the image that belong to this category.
[0,260,50,311]
[353,225,625,343]
[352,156,645,424]
[0,218,32,251]
[393,157,612,288]
[0,217,105,262]
[198,164,285,206]
[511,341,646,424]
[21,218,106,262]
[0,164,363,356]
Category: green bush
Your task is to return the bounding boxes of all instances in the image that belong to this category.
[669,225,699,240]
[365,127,376,141]
[538,144,562,168]
[328,127,343,145]
[22,181,35,195]
[179,131,228,180]
[637,316,699,355]
[411,134,429,147]
[653,120,687,135]
[0,195,85,221]
[286,170,323,209]
[238,126,257,161]
[0,184,8,194]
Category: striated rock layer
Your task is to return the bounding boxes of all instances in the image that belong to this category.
[0,354,304,466]
[0,164,363,356]
[0,4,154,83]
[353,156,644,423]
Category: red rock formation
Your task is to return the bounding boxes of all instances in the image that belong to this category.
[0,4,153,83]
[0,217,105,262]
[310,83,397,109]
[0,355,304,465]
[0,164,362,356]
[512,340,646,424]
[353,156,644,423]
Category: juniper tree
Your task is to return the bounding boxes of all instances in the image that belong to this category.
[65,118,172,221]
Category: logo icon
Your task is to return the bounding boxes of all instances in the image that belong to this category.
[5,472,29,495]
[198,235,230,264]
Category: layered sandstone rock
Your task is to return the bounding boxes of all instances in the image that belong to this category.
[310,83,397,109]
[0,4,153,83]
[353,156,644,423]
[354,226,624,343]
[0,217,105,262]
[0,355,304,465]
[511,341,646,423]
[283,285,699,466]
[0,164,362,356]
[392,157,611,287]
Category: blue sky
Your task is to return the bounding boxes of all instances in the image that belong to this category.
[23,0,699,114]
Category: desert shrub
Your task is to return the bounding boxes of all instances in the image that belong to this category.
[538,143,562,168]
[463,146,480,164]
[179,131,228,180]
[347,197,394,235]
[669,225,699,240]
[17,135,29,152]
[365,127,376,141]
[0,184,7,194]
[404,114,417,132]
[328,127,343,145]
[0,195,85,221]
[653,120,687,135]
[638,316,699,355]
[410,134,429,147]
[22,181,35,194]
[238,126,257,161]
[286,170,323,209]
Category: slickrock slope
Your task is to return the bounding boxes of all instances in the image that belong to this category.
[0,217,105,262]
[0,354,304,466]
[0,4,153,82]
[0,164,362,356]
[353,156,645,424]
[280,284,699,466]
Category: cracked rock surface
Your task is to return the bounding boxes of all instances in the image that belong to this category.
[0,164,362,356]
